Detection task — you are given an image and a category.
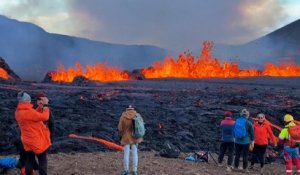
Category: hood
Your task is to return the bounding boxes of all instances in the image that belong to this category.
[17,102,33,110]
[255,119,270,126]
[123,109,137,120]
[285,121,296,128]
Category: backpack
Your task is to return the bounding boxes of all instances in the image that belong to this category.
[288,124,300,142]
[194,151,209,162]
[234,117,247,139]
[0,157,17,169]
[159,142,181,158]
[132,113,145,138]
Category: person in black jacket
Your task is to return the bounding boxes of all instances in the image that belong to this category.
[36,92,54,142]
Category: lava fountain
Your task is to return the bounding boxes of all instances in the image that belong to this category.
[141,41,300,78]
[50,63,130,83]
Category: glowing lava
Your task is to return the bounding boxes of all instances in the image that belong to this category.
[142,41,300,78]
[0,68,9,80]
[50,63,130,83]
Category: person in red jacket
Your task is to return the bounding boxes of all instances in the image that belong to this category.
[15,91,50,175]
[249,113,277,171]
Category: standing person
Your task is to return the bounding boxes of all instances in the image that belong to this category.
[16,92,53,175]
[233,108,254,173]
[36,92,54,142]
[278,114,300,175]
[118,105,144,175]
[218,111,235,172]
[15,92,51,175]
[250,113,277,171]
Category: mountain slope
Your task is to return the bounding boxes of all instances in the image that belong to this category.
[0,15,167,80]
[213,19,300,67]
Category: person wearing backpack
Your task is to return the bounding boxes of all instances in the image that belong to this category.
[233,108,254,173]
[278,114,300,175]
[218,111,235,173]
[118,105,144,175]
[249,113,277,172]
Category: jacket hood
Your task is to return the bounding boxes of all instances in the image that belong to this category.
[255,119,269,125]
[17,102,33,109]
[285,121,296,128]
[123,109,137,120]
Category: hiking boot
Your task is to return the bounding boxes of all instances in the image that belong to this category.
[121,170,129,175]
[248,165,254,170]
[226,166,232,172]
[259,166,264,172]
[232,166,239,172]
[243,169,250,173]
[132,171,137,175]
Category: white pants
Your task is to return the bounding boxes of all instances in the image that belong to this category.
[123,144,138,172]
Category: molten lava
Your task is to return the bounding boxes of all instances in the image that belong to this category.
[142,41,300,78]
[50,63,130,83]
[0,68,9,80]
[50,41,300,83]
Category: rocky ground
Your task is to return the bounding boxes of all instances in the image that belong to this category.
[1,78,300,155]
[1,151,287,175]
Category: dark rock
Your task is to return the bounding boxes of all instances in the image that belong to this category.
[1,78,300,155]
[0,57,21,80]
[43,71,54,83]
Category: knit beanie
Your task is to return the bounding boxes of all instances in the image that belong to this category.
[240,108,249,118]
[17,91,31,102]
[225,111,232,117]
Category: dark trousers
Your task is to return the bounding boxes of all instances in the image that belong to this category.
[218,142,234,166]
[251,144,267,168]
[234,143,249,169]
[15,140,38,170]
[25,151,47,175]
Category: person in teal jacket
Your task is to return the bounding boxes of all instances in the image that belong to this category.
[233,108,254,173]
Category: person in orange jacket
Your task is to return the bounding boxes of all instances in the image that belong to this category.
[249,113,277,171]
[15,91,50,175]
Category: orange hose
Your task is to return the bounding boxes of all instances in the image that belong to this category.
[252,117,283,131]
[69,134,124,151]
[252,118,300,131]
[294,120,300,125]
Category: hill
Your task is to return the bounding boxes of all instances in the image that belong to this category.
[214,19,300,68]
[0,15,167,80]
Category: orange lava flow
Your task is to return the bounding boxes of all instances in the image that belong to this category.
[142,41,300,78]
[50,62,130,83]
[0,68,9,80]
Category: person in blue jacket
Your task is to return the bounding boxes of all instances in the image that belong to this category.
[233,108,254,173]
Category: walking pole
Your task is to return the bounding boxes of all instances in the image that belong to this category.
[208,151,218,165]
[206,144,218,165]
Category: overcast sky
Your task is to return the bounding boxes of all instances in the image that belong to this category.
[1,0,300,52]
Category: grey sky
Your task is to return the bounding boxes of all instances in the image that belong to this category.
[1,0,300,52]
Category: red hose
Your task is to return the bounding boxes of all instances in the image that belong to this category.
[69,134,124,151]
